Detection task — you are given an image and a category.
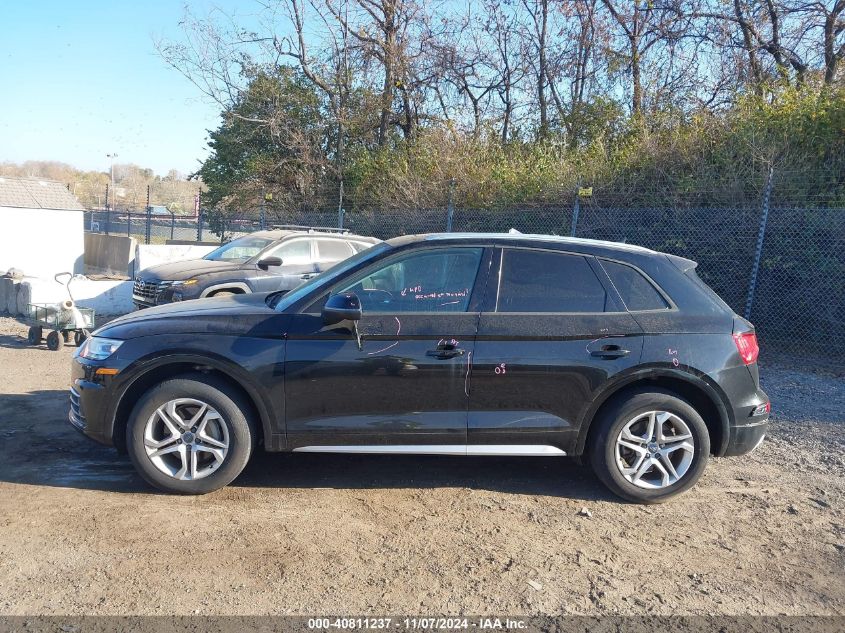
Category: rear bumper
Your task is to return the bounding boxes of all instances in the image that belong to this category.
[723,418,768,456]
[722,385,770,456]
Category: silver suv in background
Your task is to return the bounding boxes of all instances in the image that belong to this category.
[132,226,380,309]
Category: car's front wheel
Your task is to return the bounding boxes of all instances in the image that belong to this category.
[589,389,710,503]
[126,375,256,494]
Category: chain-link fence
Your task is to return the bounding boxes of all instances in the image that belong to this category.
[83,177,845,366]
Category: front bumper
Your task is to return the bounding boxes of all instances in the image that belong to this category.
[132,280,192,309]
[68,355,115,446]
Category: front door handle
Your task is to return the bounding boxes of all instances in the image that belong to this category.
[426,344,466,360]
[590,344,630,359]
[300,273,315,280]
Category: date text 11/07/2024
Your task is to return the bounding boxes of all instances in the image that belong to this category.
[307,618,528,630]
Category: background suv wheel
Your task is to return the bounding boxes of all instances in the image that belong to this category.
[126,374,256,494]
[589,389,710,503]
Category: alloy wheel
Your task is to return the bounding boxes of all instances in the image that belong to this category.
[143,398,230,481]
[614,410,695,489]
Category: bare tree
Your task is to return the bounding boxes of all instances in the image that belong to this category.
[521,0,552,137]
[599,0,691,115]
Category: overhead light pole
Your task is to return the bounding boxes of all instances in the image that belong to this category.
[106,153,118,210]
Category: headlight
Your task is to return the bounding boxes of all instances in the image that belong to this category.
[80,337,124,360]
[171,278,199,287]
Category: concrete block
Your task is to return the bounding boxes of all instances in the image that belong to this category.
[5,280,18,314]
[84,233,137,277]
[135,243,215,275]
[16,282,31,316]
[0,277,9,314]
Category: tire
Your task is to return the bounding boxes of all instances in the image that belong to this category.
[27,326,42,345]
[46,330,62,351]
[62,331,71,343]
[74,330,88,347]
[126,374,257,494]
[588,389,710,504]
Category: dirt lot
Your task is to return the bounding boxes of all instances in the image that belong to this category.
[0,315,843,616]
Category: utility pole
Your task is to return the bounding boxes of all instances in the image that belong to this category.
[336,0,349,232]
[106,153,118,210]
[445,178,456,232]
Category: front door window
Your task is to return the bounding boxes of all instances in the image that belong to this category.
[337,248,483,313]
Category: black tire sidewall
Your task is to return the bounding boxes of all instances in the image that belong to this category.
[46,331,61,350]
[590,389,711,503]
[126,376,255,494]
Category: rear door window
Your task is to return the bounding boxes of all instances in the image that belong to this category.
[265,239,312,265]
[317,239,355,262]
[497,249,610,313]
[600,260,669,311]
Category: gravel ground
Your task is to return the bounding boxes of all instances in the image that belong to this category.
[0,316,842,616]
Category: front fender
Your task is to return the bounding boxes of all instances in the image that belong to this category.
[107,342,285,452]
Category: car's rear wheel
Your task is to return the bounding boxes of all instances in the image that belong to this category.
[589,389,710,503]
[126,375,256,494]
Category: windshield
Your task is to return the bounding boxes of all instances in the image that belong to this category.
[203,235,276,262]
[272,242,392,311]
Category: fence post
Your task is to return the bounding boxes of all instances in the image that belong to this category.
[445,178,455,232]
[337,181,345,229]
[570,179,585,237]
[145,185,152,245]
[170,211,175,240]
[126,211,131,237]
[744,165,774,320]
[197,208,204,242]
[261,190,267,230]
[105,209,110,235]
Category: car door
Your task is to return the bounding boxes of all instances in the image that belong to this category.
[252,237,318,292]
[468,247,644,455]
[283,245,491,451]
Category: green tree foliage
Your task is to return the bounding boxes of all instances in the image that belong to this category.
[195,66,328,226]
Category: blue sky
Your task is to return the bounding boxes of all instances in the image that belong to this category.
[0,1,254,176]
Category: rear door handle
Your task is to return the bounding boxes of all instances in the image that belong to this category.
[590,345,630,359]
[426,344,466,360]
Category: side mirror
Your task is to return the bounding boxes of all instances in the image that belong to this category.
[322,292,362,325]
[257,256,282,270]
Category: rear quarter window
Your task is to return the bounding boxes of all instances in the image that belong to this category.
[600,260,670,311]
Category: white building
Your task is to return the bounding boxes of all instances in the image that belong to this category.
[0,176,85,278]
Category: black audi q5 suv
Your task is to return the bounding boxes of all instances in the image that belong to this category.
[69,233,769,503]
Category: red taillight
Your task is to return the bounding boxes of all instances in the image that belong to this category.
[733,331,759,365]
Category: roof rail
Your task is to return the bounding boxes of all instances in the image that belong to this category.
[271,224,350,234]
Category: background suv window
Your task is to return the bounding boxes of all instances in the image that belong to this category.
[600,260,669,311]
[265,239,312,265]
[316,238,354,262]
[497,249,609,313]
[338,248,483,312]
